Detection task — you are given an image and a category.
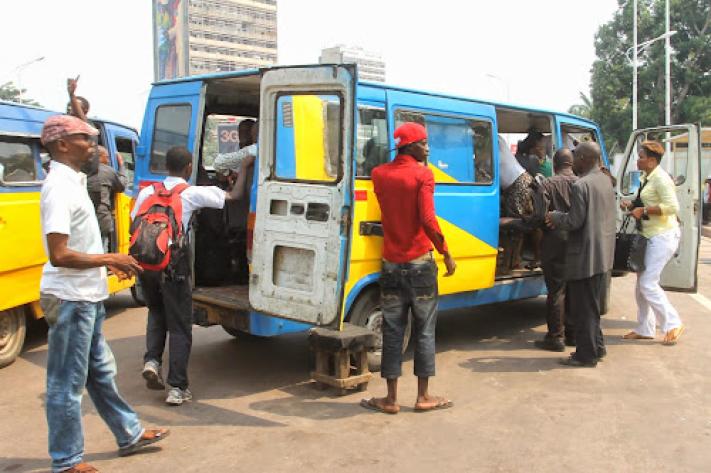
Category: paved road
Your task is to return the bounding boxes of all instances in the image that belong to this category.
[2,239,711,473]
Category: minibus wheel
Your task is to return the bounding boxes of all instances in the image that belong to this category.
[0,308,26,369]
[221,325,266,340]
[348,287,412,372]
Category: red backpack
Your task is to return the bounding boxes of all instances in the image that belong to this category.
[129,182,189,271]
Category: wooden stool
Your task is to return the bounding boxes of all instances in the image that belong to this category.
[308,323,376,395]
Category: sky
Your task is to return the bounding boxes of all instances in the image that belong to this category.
[0,0,620,131]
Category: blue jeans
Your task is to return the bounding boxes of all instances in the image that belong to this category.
[45,300,143,472]
[379,260,439,379]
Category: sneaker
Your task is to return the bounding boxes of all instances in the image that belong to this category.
[142,360,165,390]
[166,387,192,406]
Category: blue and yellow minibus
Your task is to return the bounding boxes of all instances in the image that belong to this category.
[134,64,701,369]
[0,101,141,368]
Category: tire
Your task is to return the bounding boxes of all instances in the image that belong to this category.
[130,278,146,307]
[348,287,411,372]
[220,324,266,340]
[0,308,27,369]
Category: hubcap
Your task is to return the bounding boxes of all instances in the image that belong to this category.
[365,309,383,350]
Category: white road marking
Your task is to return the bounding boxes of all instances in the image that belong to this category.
[689,293,711,313]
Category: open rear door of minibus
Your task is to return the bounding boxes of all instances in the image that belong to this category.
[616,124,702,291]
[249,65,357,328]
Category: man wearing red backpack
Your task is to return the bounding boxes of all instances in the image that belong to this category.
[131,146,254,405]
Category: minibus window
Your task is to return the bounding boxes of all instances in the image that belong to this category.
[356,107,388,178]
[274,94,342,183]
[561,125,598,150]
[115,137,136,192]
[201,114,253,170]
[0,138,37,184]
[150,104,192,173]
[394,110,494,185]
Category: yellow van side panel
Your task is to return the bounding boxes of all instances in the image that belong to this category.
[345,180,497,306]
[293,95,330,181]
[0,191,45,311]
[0,191,134,314]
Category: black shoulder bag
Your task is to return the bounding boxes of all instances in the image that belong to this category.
[613,181,648,273]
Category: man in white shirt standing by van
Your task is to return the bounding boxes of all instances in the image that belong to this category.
[133,146,253,406]
[39,114,169,473]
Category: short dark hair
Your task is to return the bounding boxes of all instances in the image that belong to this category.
[166,146,192,173]
[77,96,90,111]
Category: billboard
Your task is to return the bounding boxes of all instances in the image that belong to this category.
[217,123,241,154]
[153,0,189,81]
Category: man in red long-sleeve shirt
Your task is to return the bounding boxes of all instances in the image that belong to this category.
[361,122,456,415]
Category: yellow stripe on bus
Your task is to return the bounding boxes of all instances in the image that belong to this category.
[427,163,459,183]
[345,182,497,306]
[293,95,329,181]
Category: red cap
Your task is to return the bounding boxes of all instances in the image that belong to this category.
[394,122,427,149]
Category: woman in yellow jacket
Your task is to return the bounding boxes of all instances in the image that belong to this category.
[621,141,684,345]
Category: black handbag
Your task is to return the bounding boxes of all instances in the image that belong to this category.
[614,214,647,273]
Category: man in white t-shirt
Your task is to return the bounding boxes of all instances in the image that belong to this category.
[39,115,168,473]
[132,146,254,406]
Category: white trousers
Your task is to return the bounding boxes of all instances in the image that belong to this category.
[634,228,682,336]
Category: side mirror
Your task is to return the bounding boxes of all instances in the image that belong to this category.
[673,175,686,186]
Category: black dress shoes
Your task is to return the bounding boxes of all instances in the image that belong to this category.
[534,338,565,352]
[559,354,597,368]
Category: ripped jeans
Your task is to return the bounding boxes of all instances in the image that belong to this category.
[379,259,439,379]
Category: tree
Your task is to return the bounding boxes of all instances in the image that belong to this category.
[568,92,594,119]
[587,0,711,150]
[0,81,41,107]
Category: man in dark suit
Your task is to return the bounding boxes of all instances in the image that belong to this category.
[545,143,616,367]
[535,149,578,352]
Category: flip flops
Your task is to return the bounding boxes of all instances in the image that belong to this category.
[414,398,454,412]
[663,325,685,345]
[360,398,400,415]
[118,428,170,457]
[622,331,654,340]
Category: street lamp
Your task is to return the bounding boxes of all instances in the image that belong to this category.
[625,30,675,130]
[626,0,676,131]
[15,56,45,104]
[484,73,510,102]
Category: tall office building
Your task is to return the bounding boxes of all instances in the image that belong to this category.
[188,0,278,74]
[319,45,385,82]
[153,0,277,81]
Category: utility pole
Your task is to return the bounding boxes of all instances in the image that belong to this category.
[633,0,638,130]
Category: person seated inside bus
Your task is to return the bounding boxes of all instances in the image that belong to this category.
[516,131,552,177]
[360,135,389,177]
[0,155,36,182]
[213,119,258,175]
[498,136,538,270]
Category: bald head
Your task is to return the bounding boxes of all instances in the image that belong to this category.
[573,142,601,175]
[553,148,574,172]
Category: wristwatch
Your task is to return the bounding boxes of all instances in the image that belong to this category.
[643,207,648,217]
